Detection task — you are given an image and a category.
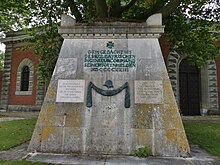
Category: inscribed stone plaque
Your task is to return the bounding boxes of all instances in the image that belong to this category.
[56,80,85,102]
[84,41,136,72]
[135,80,163,104]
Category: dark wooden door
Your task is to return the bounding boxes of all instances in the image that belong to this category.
[179,59,200,116]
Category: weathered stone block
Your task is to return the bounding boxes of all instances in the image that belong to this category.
[86,128,127,154]
[131,129,153,151]
[62,127,83,153]
[40,126,63,153]
[132,104,153,129]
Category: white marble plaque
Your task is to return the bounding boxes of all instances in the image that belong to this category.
[135,80,163,104]
[56,80,85,102]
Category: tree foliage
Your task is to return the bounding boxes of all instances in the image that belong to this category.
[0,51,5,71]
[0,0,220,83]
[166,0,220,66]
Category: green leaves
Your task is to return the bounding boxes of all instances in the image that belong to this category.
[0,0,30,31]
[26,24,62,85]
[0,51,4,71]
[165,1,220,67]
[133,147,150,157]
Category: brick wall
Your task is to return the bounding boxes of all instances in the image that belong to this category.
[159,36,171,65]
[9,48,39,105]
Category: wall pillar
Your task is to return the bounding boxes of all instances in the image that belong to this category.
[0,44,12,110]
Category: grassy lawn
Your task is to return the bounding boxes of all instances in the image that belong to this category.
[0,119,37,151]
[0,160,48,165]
[183,121,220,157]
[0,119,50,164]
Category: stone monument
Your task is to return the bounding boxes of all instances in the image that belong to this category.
[28,14,190,157]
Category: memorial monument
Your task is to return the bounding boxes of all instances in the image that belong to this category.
[28,13,190,157]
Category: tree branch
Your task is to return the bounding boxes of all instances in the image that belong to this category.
[94,0,108,18]
[109,0,137,17]
[121,0,137,12]
[158,0,182,21]
[66,0,83,22]
[139,0,167,21]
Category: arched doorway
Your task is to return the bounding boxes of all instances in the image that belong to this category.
[179,59,200,115]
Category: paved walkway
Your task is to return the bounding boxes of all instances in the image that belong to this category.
[0,111,39,122]
[0,141,220,165]
[182,116,220,123]
[0,142,29,161]
[0,111,39,119]
[0,117,25,122]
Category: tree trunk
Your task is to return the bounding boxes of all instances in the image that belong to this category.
[109,0,122,17]
[95,0,108,18]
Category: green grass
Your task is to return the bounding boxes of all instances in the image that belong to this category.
[0,119,51,164]
[184,121,220,157]
[0,119,37,151]
[0,160,48,165]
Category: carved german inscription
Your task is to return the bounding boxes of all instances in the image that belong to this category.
[84,41,136,72]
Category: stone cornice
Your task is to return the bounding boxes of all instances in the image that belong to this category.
[0,31,31,44]
[59,14,165,39]
[0,35,31,44]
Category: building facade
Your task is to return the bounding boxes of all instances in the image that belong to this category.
[0,30,220,115]
[160,37,220,116]
[0,31,44,111]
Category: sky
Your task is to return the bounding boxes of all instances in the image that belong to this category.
[0,31,6,52]
[0,43,5,53]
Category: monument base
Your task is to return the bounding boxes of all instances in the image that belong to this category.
[28,14,190,157]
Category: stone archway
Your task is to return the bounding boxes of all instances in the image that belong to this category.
[167,52,219,115]
[167,51,182,109]
[15,58,34,95]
